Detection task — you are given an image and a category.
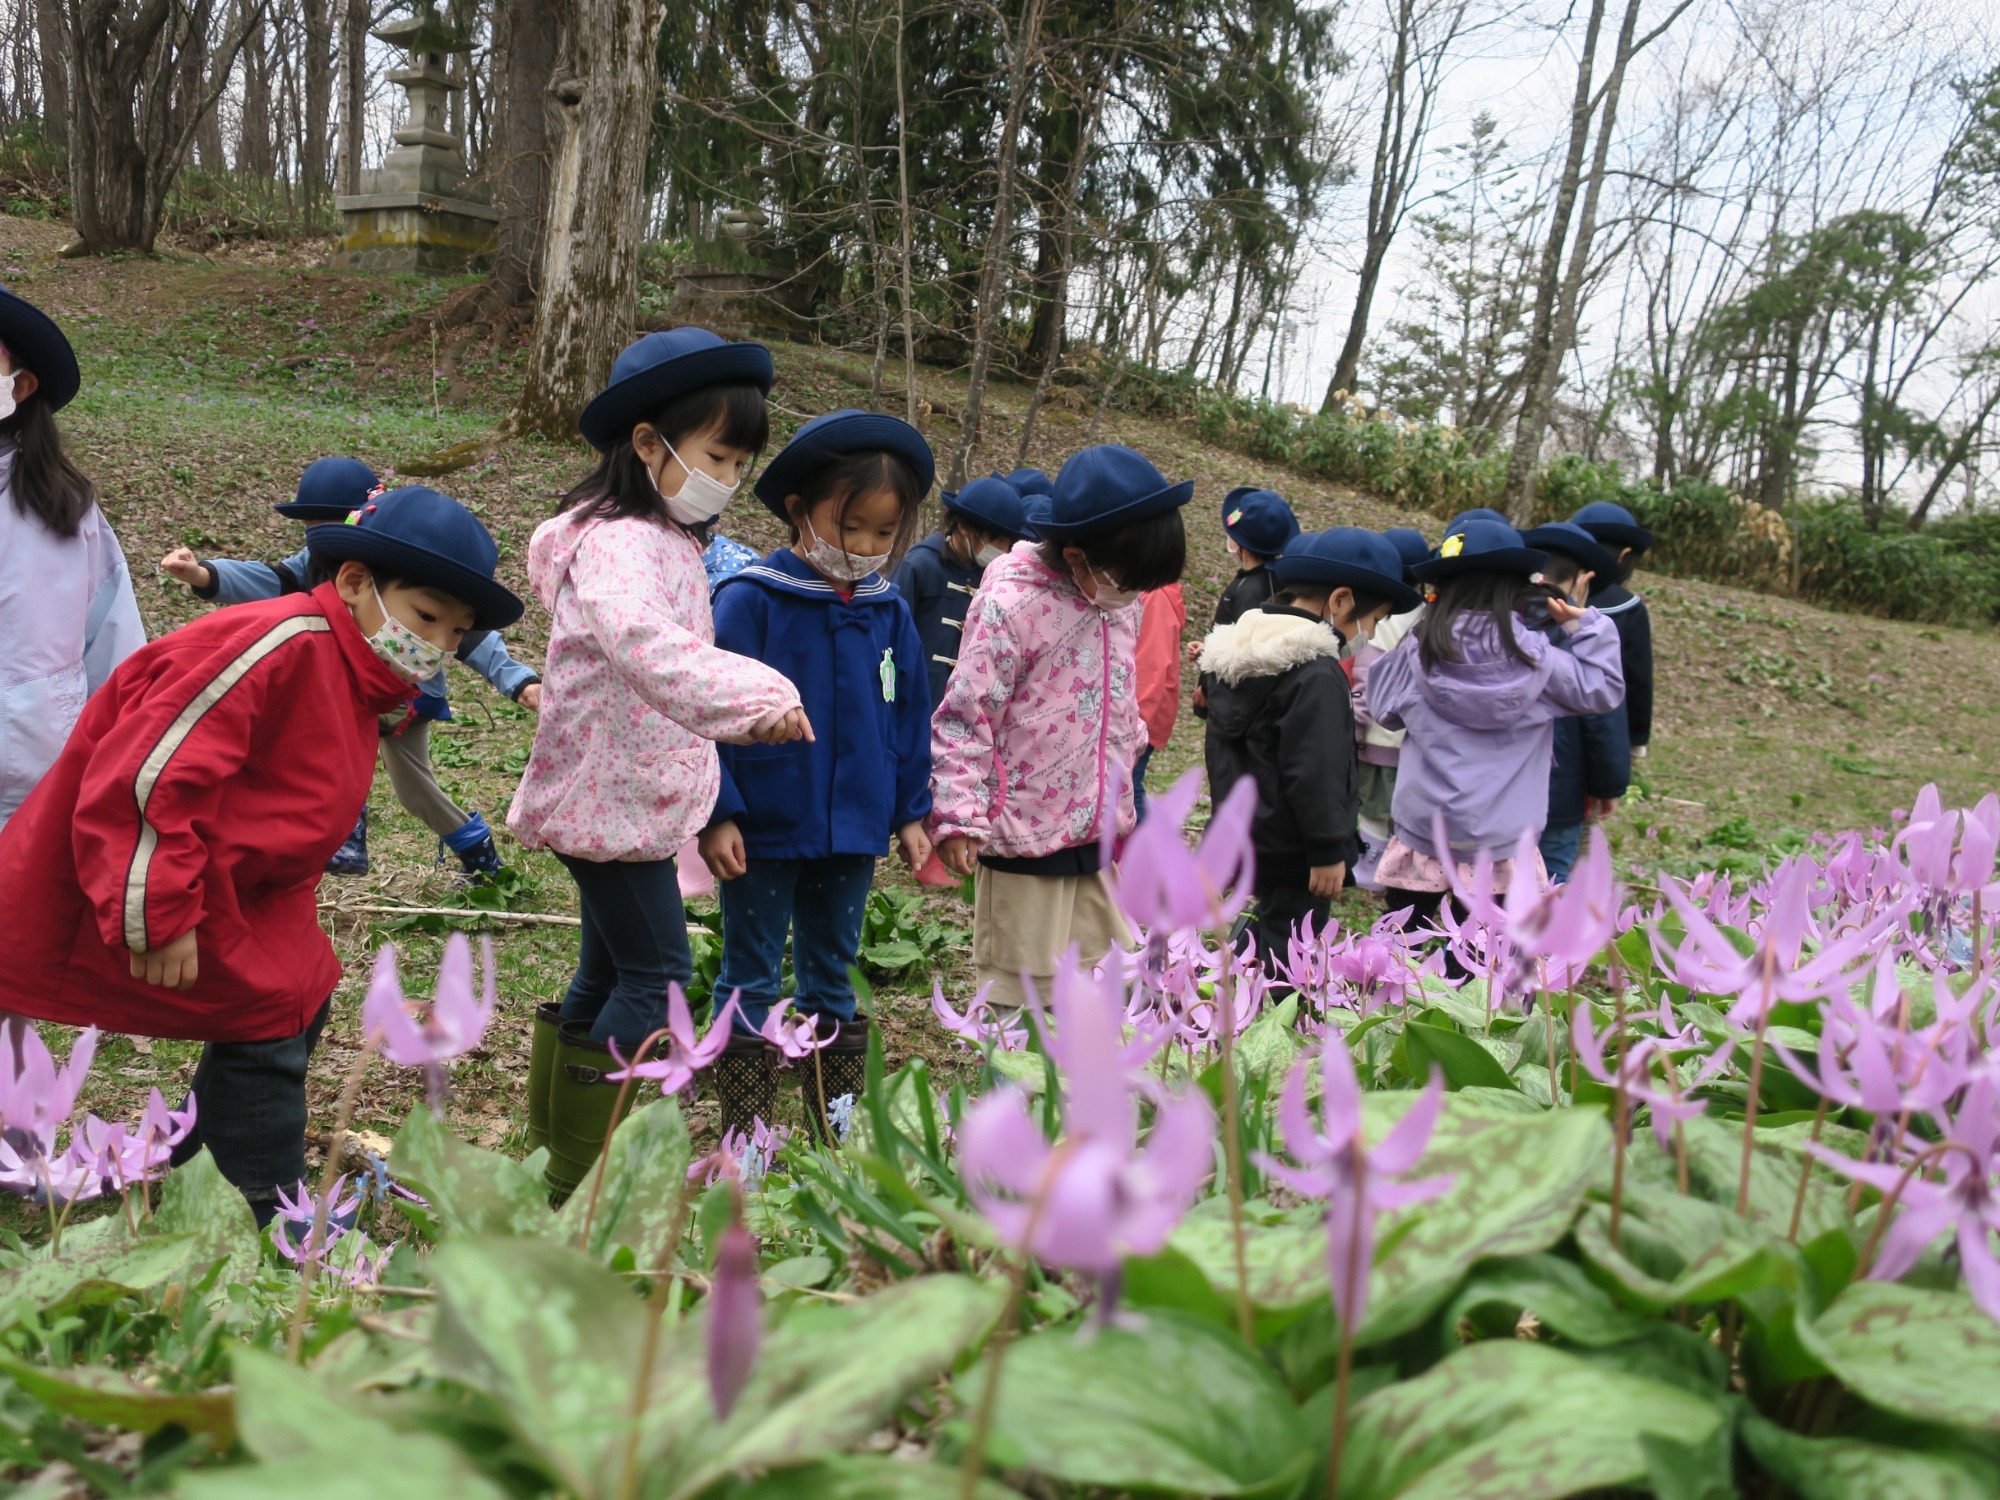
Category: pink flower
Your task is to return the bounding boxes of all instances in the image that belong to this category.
[362,937,496,1108]
[1110,769,1258,931]
[607,986,741,1096]
[707,1189,762,1418]
[931,982,1028,1051]
[758,1002,835,1061]
[1572,1008,1712,1150]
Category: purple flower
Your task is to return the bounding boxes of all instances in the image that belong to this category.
[758,1002,835,1061]
[1811,1075,2000,1320]
[1110,770,1258,931]
[1446,827,1621,1006]
[606,986,741,1096]
[1256,1035,1451,1329]
[931,982,1028,1051]
[269,1176,363,1275]
[707,1190,762,1418]
[1572,1009,1712,1150]
[91,1089,196,1191]
[0,1024,98,1146]
[362,937,496,1107]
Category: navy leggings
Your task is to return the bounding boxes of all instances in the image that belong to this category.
[555,853,695,1049]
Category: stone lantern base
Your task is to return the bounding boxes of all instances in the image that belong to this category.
[332,191,500,274]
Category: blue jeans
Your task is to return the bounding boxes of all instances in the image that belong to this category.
[1132,745,1154,824]
[556,853,694,1049]
[1539,822,1583,884]
[168,1000,330,1225]
[718,854,876,1034]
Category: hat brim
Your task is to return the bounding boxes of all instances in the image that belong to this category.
[1522,527,1618,582]
[1578,520,1654,553]
[577,343,776,452]
[1030,480,1196,541]
[305,524,525,630]
[1411,546,1549,583]
[275,501,361,522]
[1269,556,1420,614]
[943,492,1035,540]
[753,412,938,519]
[0,287,78,412]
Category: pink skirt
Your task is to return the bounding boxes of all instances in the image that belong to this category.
[1375,837,1547,895]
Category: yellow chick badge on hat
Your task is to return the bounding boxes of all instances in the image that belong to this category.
[1440,532,1466,558]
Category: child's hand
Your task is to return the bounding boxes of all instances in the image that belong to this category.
[742,706,814,745]
[1308,862,1347,899]
[1546,596,1588,627]
[1586,796,1619,822]
[517,683,542,712]
[160,548,211,590]
[130,930,199,990]
[937,835,982,877]
[896,821,932,872]
[699,821,748,881]
[1184,639,1204,662]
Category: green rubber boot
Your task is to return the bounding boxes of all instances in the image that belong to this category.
[523,1003,562,1157]
[544,1022,637,1206]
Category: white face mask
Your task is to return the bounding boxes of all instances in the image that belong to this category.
[1084,565,1141,612]
[650,439,739,526]
[366,583,450,683]
[0,374,16,423]
[801,518,886,582]
[974,542,1006,567]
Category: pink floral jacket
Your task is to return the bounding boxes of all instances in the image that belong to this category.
[508,511,800,862]
[928,544,1143,858]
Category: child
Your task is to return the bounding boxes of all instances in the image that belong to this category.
[1365,519,1624,928]
[1203,528,1417,962]
[700,410,937,1134]
[1132,580,1187,821]
[1522,522,1631,881]
[160,456,540,879]
[891,472,1034,709]
[1210,486,1300,627]
[0,487,517,1222]
[509,329,807,1197]
[1005,467,1055,499]
[1570,501,1655,760]
[0,288,145,830]
[1347,526,1429,888]
[931,443,1191,1010]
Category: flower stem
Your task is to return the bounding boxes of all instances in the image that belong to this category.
[1609,983,1629,1246]
[1329,1153,1368,1493]
[578,1026,668,1252]
[1735,950,1777,1219]
[1787,1094,1832,1242]
[1542,987,1559,1104]
[611,1185,696,1500]
[1855,1142,1954,1277]
[287,1038,376,1361]
[1216,939,1254,1344]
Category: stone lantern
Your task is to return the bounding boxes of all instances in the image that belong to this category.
[332,12,499,273]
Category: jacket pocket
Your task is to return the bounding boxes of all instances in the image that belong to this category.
[0,665,86,819]
[730,742,810,836]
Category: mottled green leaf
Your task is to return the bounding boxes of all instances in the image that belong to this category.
[0,1235,203,1327]
[1439,1253,1654,1350]
[1677,1115,1853,1241]
[554,1099,692,1264]
[177,1441,509,1500]
[1235,995,1303,1084]
[1339,1341,1725,1500]
[1574,1185,1792,1313]
[1401,1019,1516,1091]
[1797,1281,2000,1431]
[1740,1413,2000,1499]
[150,1148,263,1289]
[719,1456,1021,1498]
[0,1356,235,1443]
[394,1104,553,1240]
[954,1309,1312,1496]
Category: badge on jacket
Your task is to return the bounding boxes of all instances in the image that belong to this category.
[880,648,896,702]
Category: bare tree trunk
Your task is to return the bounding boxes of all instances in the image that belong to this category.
[507,0,659,442]
[1018,78,1106,463]
[236,1,275,176]
[948,0,1046,486]
[337,0,365,193]
[299,0,334,216]
[893,0,917,423]
[34,0,67,146]
[490,0,556,301]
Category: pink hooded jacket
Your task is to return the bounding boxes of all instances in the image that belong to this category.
[507,511,800,862]
[928,543,1144,858]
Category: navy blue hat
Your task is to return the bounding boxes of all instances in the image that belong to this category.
[577,329,776,452]
[1570,500,1655,553]
[1521,521,1617,581]
[752,409,936,520]
[1221,487,1302,558]
[943,475,1035,541]
[1029,444,1195,542]
[0,286,78,412]
[306,486,524,630]
[276,457,381,521]
[1445,507,1510,533]
[1382,527,1431,584]
[1272,527,1422,614]
[1411,518,1548,583]
[1005,467,1054,499]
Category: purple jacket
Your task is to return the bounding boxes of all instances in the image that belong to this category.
[1367,609,1623,859]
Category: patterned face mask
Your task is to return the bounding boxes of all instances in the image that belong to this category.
[801,518,887,582]
[367,582,450,683]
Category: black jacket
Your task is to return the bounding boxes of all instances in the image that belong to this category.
[1213,565,1278,628]
[1538,620,1631,825]
[1200,605,1361,871]
[891,531,984,710]
[1587,582,1653,748]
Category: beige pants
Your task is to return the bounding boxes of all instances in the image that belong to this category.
[377,715,471,838]
[972,865,1131,1012]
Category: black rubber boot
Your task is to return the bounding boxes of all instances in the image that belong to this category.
[713,1032,778,1139]
[544,1022,637,1206]
[801,1015,870,1147]
[523,1003,561,1156]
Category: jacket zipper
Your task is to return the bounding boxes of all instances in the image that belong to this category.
[1094,609,1112,836]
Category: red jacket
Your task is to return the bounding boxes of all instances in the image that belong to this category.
[1136,584,1186,751]
[0,585,412,1042]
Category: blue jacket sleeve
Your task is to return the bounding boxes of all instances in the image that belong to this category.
[705,582,765,828]
[1579,703,1631,801]
[891,605,934,829]
[205,553,299,605]
[461,630,540,700]
[1617,599,1654,749]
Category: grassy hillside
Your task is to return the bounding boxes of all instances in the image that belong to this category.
[6,212,1997,1168]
